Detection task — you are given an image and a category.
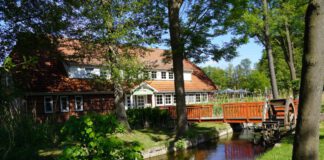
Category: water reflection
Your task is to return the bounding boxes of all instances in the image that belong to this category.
[146,129,265,160]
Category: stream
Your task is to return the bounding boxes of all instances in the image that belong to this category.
[146,129,267,160]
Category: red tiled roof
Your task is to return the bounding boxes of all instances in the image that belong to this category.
[11,39,217,93]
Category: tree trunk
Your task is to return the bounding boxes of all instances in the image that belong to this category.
[284,20,298,97]
[168,0,188,138]
[108,46,131,131]
[114,83,131,131]
[263,0,279,99]
[292,1,324,160]
[285,20,297,81]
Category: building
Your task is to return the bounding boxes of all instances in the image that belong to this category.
[10,39,217,121]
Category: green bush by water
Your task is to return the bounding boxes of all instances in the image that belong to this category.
[127,108,174,129]
[59,114,143,160]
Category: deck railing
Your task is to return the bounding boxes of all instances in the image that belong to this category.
[222,102,265,123]
[159,104,213,122]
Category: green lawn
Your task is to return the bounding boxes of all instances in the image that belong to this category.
[258,122,324,160]
[116,122,229,150]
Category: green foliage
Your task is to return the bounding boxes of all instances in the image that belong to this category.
[203,59,270,92]
[0,106,61,160]
[203,66,229,89]
[60,114,143,160]
[174,139,187,150]
[246,70,270,92]
[126,108,173,129]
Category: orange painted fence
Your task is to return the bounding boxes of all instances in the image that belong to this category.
[159,104,213,121]
[159,100,299,123]
[222,102,265,123]
[221,100,299,123]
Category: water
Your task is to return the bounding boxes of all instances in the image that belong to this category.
[146,129,266,160]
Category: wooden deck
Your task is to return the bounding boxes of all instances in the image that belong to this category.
[159,100,299,124]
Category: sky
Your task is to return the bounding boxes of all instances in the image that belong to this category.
[198,36,264,69]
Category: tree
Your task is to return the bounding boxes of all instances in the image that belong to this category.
[203,66,228,89]
[262,0,279,98]
[271,0,307,97]
[67,0,162,130]
[150,0,248,137]
[168,0,188,137]
[246,70,270,92]
[292,1,324,159]
[0,0,74,62]
[231,0,280,98]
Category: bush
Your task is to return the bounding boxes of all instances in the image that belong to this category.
[126,108,174,129]
[0,106,61,160]
[59,114,143,160]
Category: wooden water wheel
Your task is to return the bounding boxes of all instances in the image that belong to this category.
[257,98,297,145]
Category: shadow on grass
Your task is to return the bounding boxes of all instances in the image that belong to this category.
[137,128,175,143]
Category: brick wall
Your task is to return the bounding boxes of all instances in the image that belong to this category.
[26,94,115,122]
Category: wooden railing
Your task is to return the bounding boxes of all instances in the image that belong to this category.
[222,102,264,123]
[159,104,213,121]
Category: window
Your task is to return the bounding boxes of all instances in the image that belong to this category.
[75,96,83,111]
[169,72,174,79]
[186,94,195,104]
[156,95,163,105]
[165,94,172,105]
[85,67,94,77]
[173,95,176,104]
[137,96,144,107]
[151,71,157,79]
[196,94,201,103]
[60,96,69,112]
[202,94,208,102]
[44,96,53,113]
[161,72,167,79]
[126,95,131,107]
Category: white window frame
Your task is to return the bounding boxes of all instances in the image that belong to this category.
[125,95,131,108]
[155,94,164,106]
[173,94,176,104]
[44,96,53,113]
[161,72,167,79]
[196,94,201,103]
[168,72,174,79]
[165,94,172,105]
[186,94,195,104]
[136,95,145,108]
[151,71,157,79]
[60,96,69,112]
[74,96,83,111]
[202,93,208,102]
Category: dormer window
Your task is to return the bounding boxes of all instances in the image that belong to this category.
[85,67,94,77]
[151,71,157,79]
[161,72,167,79]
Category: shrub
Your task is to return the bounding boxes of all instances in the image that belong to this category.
[126,108,174,129]
[0,106,61,160]
[59,114,143,160]
[174,139,187,150]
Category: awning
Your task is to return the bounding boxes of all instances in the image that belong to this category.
[132,88,154,95]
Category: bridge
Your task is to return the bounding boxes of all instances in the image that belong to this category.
[159,100,298,124]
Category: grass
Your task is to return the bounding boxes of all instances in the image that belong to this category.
[321,93,324,113]
[257,122,324,160]
[116,122,229,150]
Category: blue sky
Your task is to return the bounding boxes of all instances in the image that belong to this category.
[198,36,264,69]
